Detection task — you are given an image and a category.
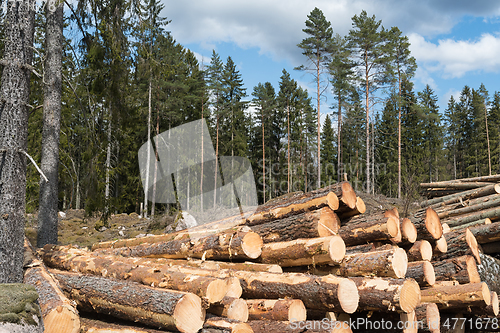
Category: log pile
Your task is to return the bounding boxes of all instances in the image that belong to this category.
[22,179,500,332]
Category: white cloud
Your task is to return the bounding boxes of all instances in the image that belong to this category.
[409,32,500,78]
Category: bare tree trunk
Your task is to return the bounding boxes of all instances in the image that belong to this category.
[287,102,290,193]
[104,104,112,217]
[338,94,342,184]
[144,78,151,218]
[317,59,321,189]
[0,0,35,283]
[38,0,64,247]
[485,104,492,176]
[151,110,159,217]
[214,116,219,208]
[262,108,266,203]
[398,78,402,199]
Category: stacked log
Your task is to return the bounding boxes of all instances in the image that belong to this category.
[24,178,500,332]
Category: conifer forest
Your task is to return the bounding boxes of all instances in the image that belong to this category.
[6,2,500,218]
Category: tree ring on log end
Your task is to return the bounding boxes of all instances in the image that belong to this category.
[422,261,436,286]
[387,216,400,238]
[328,235,346,263]
[206,279,230,303]
[401,218,417,243]
[465,228,481,265]
[492,292,499,316]
[326,192,339,211]
[288,299,307,322]
[241,232,263,259]
[337,278,359,314]
[318,207,340,237]
[341,182,357,209]
[481,282,492,306]
[400,279,421,313]
[393,248,408,279]
[425,208,443,240]
[174,293,205,333]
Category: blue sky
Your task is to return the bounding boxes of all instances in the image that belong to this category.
[161,0,500,121]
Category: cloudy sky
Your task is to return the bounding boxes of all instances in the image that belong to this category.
[161,0,500,116]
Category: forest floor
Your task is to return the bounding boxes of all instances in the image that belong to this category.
[25,192,419,249]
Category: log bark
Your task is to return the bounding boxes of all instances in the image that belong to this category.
[345,243,376,255]
[442,206,500,228]
[330,247,407,278]
[259,235,345,267]
[338,212,400,246]
[432,255,480,284]
[405,261,435,287]
[410,208,442,241]
[251,207,340,243]
[96,226,263,261]
[420,181,494,190]
[432,228,481,264]
[139,257,282,273]
[208,297,249,322]
[477,253,500,294]
[23,239,80,333]
[51,270,205,333]
[420,282,491,310]
[247,320,352,333]
[41,245,231,303]
[80,317,169,333]
[415,303,440,333]
[246,299,306,321]
[203,317,253,333]
[338,196,366,220]
[405,240,433,261]
[436,193,500,219]
[420,183,500,209]
[470,291,499,317]
[469,221,500,244]
[350,277,421,313]
[480,241,500,254]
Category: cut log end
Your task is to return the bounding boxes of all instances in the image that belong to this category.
[418,240,433,261]
[44,306,80,333]
[401,218,417,243]
[341,182,357,209]
[318,207,341,237]
[434,236,448,254]
[288,300,307,322]
[329,235,346,263]
[327,191,340,211]
[393,248,409,279]
[387,216,401,238]
[425,208,443,240]
[355,197,366,214]
[466,255,481,283]
[174,293,205,333]
[227,298,249,322]
[224,277,243,298]
[337,277,359,314]
[482,282,492,306]
[425,303,440,333]
[400,279,421,314]
[241,232,264,259]
[465,228,481,265]
[492,292,500,316]
[206,279,231,303]
[423,260,436,286]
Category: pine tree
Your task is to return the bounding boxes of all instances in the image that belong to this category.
[347,10,391,193]
[376,93,398,197]
[296,7,333,189]
[321,115,336,185]
[490,92,500,173]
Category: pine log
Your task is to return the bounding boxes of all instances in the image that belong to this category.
[469,291,499,317]
[330,247,407,278]
[338,196,366,220]
[406,261,435,287]
[79,317,169,333]
[436,193,500,219]
[420,282,491,310]
[208,297,249,322]
[480,241,500,254]
[345,243,376,255]
[432,228,481,264]
[203,317,253,333]
[405,240,433,261]
[259,235,345,267]
[141,257,282,273]
[347,311,418,333]
[469,221,500,244]
[246,182,356,226]
[411,208,442,241]
[251,207,340,243]
[246,299,306,321]
[350,277,421,313]
[51,270,205,333]
[442,223,451,233]
[421,183,500,208]
[23,239,80,333]
[420,181,494,190]
[400,218,418,244]
[450,218,491,230]
[338,212,400,246]
[432,255,480,284]
[248,320,352,333]
[40,245,231,303]
[478,253,500,294]
[442,206,500,228]
[431,235,448,255]
[415,303,440,333]
[96,226,263,260]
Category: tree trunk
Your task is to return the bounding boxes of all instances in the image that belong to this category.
[410,208,442,241]
[330,247,407,279]
[432,255,480,284]
[470,291,499,317]
[442,205,500,228]
[208,297,249,322]
[96,226,263,261]
[420,282,491,310]
[421,183,500,208]
[478,253,500,294]
[80,317,166,333]
[251,207,340,243]
[414,303,440,333]
[350,277,421,313]
[37,0,63,247]
[259,235,345,267]
[469,221,500,244]
[432,228,481,264]
[23,239,80,333]
[405,261,435,287]
[345,243,376,255]
[52,270,205,333]
[405,240,433,262]
[245,299,306,321]
[338,212,400,246]
[337,196,366,220]
[0,0,35,283]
